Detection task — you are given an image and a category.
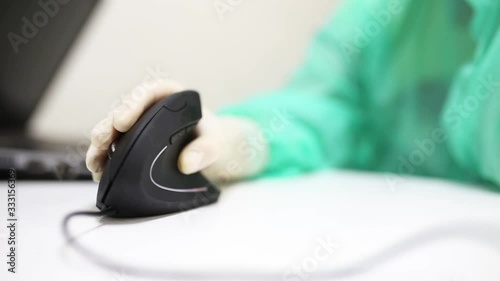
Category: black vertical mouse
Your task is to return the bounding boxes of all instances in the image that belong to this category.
[96,91,220,218]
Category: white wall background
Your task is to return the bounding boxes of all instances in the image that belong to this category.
[29,0,339,143]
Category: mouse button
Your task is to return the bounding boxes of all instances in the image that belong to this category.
[179,104,202,125]
[107,141,117,159]
[185,124,196,133]
[164,95,187,112]
[182,90,201,105]
[169,128,186,145]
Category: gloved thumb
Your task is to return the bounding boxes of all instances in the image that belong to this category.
[178,136,220,175]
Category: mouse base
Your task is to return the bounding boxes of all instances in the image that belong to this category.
[97,184,220,218]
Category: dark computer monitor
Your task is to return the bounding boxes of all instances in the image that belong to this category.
[0,0,99,179]
[0,0,99,133]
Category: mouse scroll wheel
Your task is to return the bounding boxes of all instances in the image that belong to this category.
[170,129,186,145]
[107,142,117,159]
[169,125,196,145]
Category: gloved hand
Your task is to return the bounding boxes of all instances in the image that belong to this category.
[86,80,268,185]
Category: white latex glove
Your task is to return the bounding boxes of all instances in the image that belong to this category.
[86,80,268,185]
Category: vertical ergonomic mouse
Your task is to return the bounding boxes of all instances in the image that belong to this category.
[96,91,220,218]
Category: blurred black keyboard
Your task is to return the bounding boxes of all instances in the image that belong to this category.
[0,136,92,180]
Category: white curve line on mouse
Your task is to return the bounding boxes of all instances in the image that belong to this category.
[149,145,208,193]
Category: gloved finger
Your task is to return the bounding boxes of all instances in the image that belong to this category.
[88,114,116,181]
[199,117,269,185]
[178,135,220,175]
[196,106,218,133]
[90,113,119,150]
[92,171,103,183]
[86,143,108,175]
[113,80,184,132]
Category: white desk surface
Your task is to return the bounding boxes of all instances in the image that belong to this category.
[1,171,500,281]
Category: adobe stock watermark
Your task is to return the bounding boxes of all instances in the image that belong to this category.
[282,235,340,281]
[385,74,499,190]
[213,0,244,21]
[341,0,404,63]
[63,65,171,175]
[107,268,131,281]
[108,65,172,115]
[7,0,72,54]
[177,106,294,223]
[210,106,294,187]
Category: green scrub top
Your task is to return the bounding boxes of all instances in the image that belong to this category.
[220,0,500,189]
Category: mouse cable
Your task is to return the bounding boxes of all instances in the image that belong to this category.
[62,209,116,243]
[62,210,500,281]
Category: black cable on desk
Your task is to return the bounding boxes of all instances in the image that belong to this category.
[62,209,116,242]
[62,210,500,280]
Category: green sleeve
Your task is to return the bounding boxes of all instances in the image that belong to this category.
[219,0,500,185]
[219,0,400,177]
[441,3,500,186]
